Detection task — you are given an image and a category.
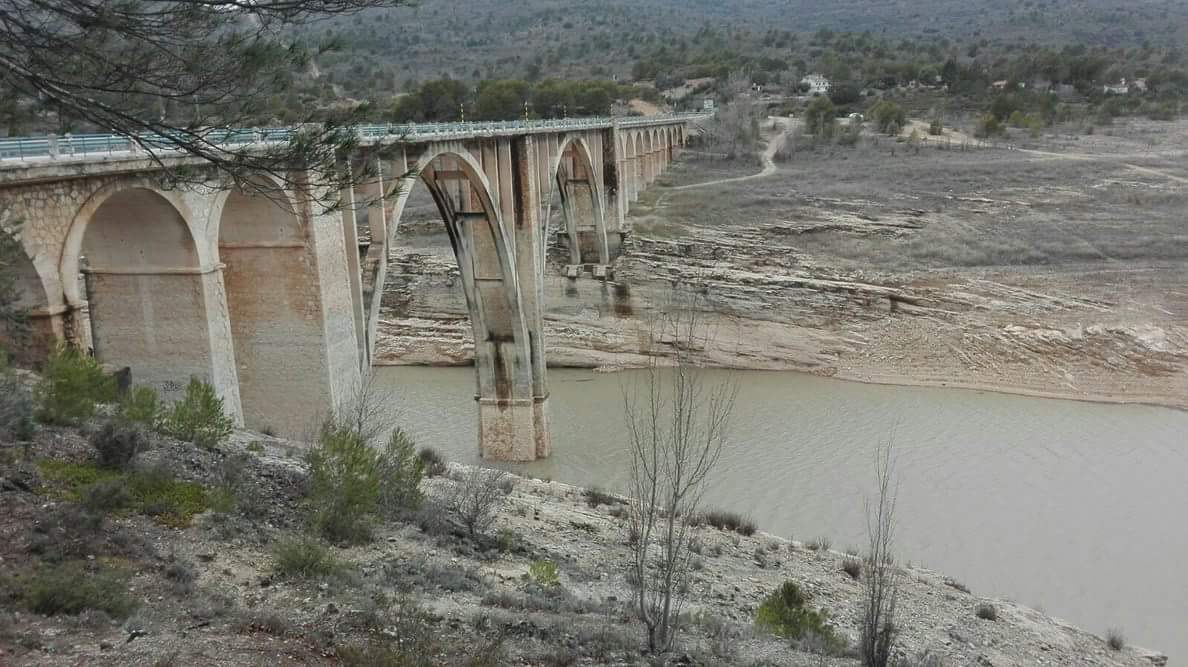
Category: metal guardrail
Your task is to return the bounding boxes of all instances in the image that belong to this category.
[0,113,710,163]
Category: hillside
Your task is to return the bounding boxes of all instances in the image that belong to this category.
[298,0,1188,106]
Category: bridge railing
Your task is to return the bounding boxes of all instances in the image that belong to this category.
[0,113,710,163]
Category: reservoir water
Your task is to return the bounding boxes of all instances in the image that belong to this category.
[376,365,1187,661]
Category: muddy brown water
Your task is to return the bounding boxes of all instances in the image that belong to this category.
[376,365,1187,661]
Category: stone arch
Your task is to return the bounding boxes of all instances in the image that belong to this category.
[388,144,536,458]
[62,185,238,409]
[214,177,322,433]
[549,135,609,265]
[0,230,55,366]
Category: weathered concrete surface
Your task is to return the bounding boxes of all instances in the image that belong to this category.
[0,116,696,459]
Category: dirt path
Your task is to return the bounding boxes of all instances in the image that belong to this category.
[1018,147,1188,184]
[670,117,789,191]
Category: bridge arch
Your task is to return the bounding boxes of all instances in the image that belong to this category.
[214,176,325,434]
[61,184,239,409]
[387,144,538,460]
[548,135,609,265]
[0,230,54,365]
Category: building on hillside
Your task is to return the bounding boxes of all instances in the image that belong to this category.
[1133,78,1148,93]
[703,98,716,112]
[1104,79,1130,95]
[800,73,831,95]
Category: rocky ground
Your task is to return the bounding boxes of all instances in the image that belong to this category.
[376,117,1188,410]
[0,424,1169,666]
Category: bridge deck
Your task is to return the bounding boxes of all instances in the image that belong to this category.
[0,114,706,166]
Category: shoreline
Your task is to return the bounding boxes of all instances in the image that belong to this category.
[374,358,1188,413]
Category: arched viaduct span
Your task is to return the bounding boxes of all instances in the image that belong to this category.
[0,115,702,461]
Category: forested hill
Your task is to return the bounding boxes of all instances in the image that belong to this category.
[299,0,1187,94]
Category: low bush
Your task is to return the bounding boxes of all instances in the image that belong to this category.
[582,487,619,508]
[696,509,757,536]
[13,562,136,618]
[158,377,233,449]
[164,558,197,595]
[447,466,509,536]
[90,420,151,470]
[418,447,447,477]
[376,427,424,515]
[117,386,162,426]
[842,558,862,580]
[338,597,438,667]
[126,466,208,527]
[39,458,207,527]
[306,422,380,545]
[0,362,34,440]
[496,527,519,553]
[528,560,560,588]
[754,581,841,650]
[272,536,342,579]
[809,536,832,552]
[80,477,133,515]
[975,603,997,621]
[1106,628,1125,651]
[34,344,115,426]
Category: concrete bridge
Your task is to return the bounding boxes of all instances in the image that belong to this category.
[0,114,702,460]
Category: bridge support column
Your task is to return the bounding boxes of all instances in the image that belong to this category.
[339,164,368,368]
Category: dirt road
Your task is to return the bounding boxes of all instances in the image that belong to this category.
[670,117,789,190]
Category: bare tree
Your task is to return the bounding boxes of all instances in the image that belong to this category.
[0,0,414,199]
[861,439,900,667]
[707,70,757,159]
[623,300,737,654]
[447,466,509,537]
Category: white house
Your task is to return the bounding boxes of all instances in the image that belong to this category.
[1104,79,1130,95]
[800,73,831,95]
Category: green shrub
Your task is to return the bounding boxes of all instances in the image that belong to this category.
[34,344,115,425]
[158,377,233,449]
[117,386,161,426]
[974,113,1003,138]
[306,422,380,544]
[528,560,560,588]
[126,466,208,527]
[754,581,840,649]
[377,427,424,515]
[90,420,151,470]
[16,562,136,618]
[696,509,756,536]
[418,447,447,477]
[928,119,943,135]
[40,460,208,528]
[0,360,34,440]
[272,536,342,579]
[496,527,519,553]
[975,603,997,621]
[37,459,120,499]
[80,477,133,515]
